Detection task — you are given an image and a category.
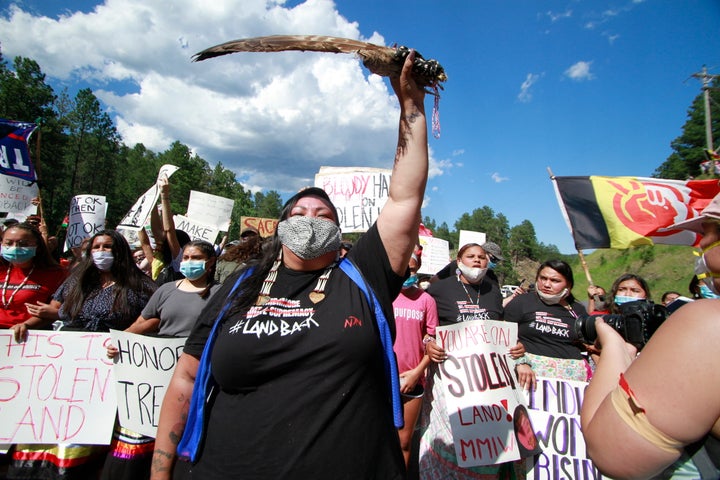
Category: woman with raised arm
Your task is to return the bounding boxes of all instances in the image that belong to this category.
[152,52,428,480]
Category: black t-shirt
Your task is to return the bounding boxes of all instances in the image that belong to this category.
[426,274,503,326]
[183,224,405,479]
[503,292,587,360]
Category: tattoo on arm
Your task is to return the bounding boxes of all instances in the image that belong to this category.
[396,110,422,156]
[151,449,174,473]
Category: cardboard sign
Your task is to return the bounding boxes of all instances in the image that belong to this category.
[186,191,234,231]
[0,173,38,217]
[110,331,186,438]
[0,331,117,445]
[437,320,527,466]
[525,377,607,479]
[240,216,278,238]
[315,167,392,233]
[64,195,106,250]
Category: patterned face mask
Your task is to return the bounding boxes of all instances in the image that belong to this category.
[277,216,342,260]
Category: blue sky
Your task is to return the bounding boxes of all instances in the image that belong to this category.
[1,0,719,253]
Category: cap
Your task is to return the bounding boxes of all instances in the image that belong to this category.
[240,226,259,237]
[668,193,720,233]
[481,241,504,262]
[281,187,339,226]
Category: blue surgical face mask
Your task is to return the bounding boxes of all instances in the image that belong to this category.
[402,274,418,289]
[179,260,206,280]
[1,246,36,264]
[699,284,720,299]
[614,295,640,306]
[487,261,497,270]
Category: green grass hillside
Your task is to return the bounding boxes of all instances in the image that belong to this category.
[559,244,697,302]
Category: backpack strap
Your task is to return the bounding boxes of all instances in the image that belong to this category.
[339,257,403,428]
[177,268,254,462]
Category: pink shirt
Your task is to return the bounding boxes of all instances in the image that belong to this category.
[392,287,438,383]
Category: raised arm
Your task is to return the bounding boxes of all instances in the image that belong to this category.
[151,353,199,480]
[581,300,720,478]
[377,51,429,275]
[159,177,181,263]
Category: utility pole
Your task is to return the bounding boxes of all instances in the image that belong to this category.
[691,65,719,153]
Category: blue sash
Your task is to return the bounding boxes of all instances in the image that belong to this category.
[176,268,253,461]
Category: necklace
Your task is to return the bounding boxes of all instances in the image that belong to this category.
[2,264,35,309]
[458,275,480,305]
[256,253,334,305]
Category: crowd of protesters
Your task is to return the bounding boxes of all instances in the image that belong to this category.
[1,54,718,480]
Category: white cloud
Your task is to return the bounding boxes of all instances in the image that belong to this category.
[603,32,621,44]
[491,172,509,183]
[0,0,405,194]
[564,61,595,81]
[428,146,455,179]
[546,9,572,22]
[518,73,541,103]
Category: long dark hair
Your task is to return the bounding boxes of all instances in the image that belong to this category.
[62,230,155,319]
[227,192,326,315]
[218,235,262,264]
[1,222,59,269]
[536,259,576,303]
[610,273,651,313]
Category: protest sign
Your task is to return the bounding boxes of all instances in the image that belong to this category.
[0,119,37,182]
[187,191,234,231]
[418,235,450,275]
[0,173,39,218]
[459,230,487,249]
[437,320,528,466]
[109,331,186,437]
[240,216,278,238]
[525,377,606,479]
[174,214,220,244]
[117,164,179,231]
[64,194,106,250]
[0,331,116,445]
[315,167,392,233]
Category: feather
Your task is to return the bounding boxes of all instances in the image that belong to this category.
[192,34,446,90]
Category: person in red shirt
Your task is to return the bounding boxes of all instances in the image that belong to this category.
[1,222,67,337]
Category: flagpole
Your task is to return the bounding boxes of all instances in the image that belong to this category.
[576,249,594,286]
[32,119,49,244]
